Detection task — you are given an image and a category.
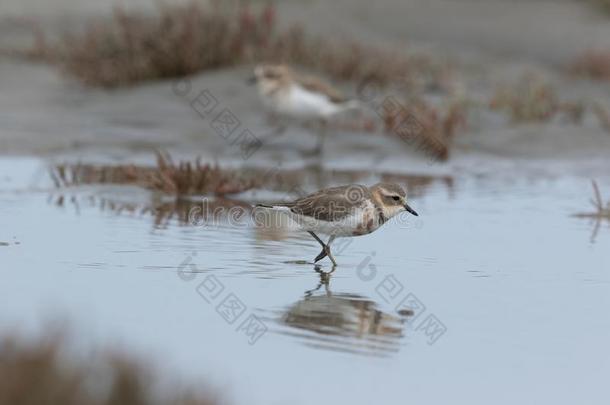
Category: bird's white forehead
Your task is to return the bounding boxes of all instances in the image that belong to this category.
[378,185,406,197]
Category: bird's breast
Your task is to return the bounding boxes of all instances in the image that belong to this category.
[351,205,382,236]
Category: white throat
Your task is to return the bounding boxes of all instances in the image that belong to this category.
[381,204,404,221]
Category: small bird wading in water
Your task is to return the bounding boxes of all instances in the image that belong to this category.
[256,183,418,266]
[248,64,361,154]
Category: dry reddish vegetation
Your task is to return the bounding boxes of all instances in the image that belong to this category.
[380,97,466,161]
[575,180,610,219]
[593,102,610,132]
[489,74,610,130]
[24,1,609,163]
[32,1,443,89]
[40,2,275,87]
[0,329,219,405]
[587,0,610,15]
[571,50,610,81]
[51,152,259,195]
[490,75,559,122]
[573,180,610,242]
[272,27,445,89]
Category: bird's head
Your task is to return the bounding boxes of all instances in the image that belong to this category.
[247,64,292,94]
[371,182,418,220]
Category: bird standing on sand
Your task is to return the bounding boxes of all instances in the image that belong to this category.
[256,182,418,266]
[248,64,361,154]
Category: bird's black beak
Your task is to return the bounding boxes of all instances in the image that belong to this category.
[246,75,257,85]
[404,203,419,216]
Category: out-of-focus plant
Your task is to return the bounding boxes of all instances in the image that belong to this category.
[586,0,610,15]
[381,97,468,161]
[28,1,445,90]
[0,327,220,405]
[573,180,610,243]
[488,74,610,131]
[490,74,559,122]
[50,151,260,196]
[593,102,610,133]
[570,50,610,81]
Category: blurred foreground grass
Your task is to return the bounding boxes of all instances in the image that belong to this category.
[0,326,221,405]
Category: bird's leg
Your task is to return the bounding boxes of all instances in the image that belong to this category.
[255,124,287,145]
[266,111,280,126]
[308,231,329,263]
[326,243,337,267]
[314,235,336,266]
[314,239,329,262]
[242,124,284,152]
[312,119,327,155]
[308,231,327,249]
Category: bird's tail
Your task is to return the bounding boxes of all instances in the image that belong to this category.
[254,203,292,210]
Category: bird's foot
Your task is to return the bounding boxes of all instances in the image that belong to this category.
[314,248,328,263]
[314,245,333,263]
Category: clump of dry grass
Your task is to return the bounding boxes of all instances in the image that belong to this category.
[380,97,467,161]
[51,152,259,195]
[39,2,275,87]
[265,26,443,89]
[570,50,610,81]
[586,0,610,15]
[31,1,442,89]
[490,75,559,122]
[592,102,610,132]
[0,328,219,405]
[488,74,609,128]
[575,180,610,219]
[574,180,610,242]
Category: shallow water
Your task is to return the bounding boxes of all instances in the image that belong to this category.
[1,157,609,404]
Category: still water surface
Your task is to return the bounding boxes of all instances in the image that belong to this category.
[1,158,609,404]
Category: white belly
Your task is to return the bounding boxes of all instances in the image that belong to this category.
[282,204,381,237]
[270,85,342,119]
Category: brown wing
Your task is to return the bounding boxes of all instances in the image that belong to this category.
[297,75,346,104]
[282,184,370,222]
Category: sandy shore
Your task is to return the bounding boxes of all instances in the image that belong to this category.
[3,0,610,63]
[1,0,609,177]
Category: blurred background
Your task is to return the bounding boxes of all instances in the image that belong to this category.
[1,1,609,404]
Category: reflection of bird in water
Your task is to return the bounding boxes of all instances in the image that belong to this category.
[277,267,413,356]
[248,64,362,155]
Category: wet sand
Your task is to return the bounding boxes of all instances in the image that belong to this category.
[1,0,610,175]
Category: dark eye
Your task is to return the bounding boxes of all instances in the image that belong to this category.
[392,196,400,201]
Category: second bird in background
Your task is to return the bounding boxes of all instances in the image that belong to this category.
[248,64,361,154]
